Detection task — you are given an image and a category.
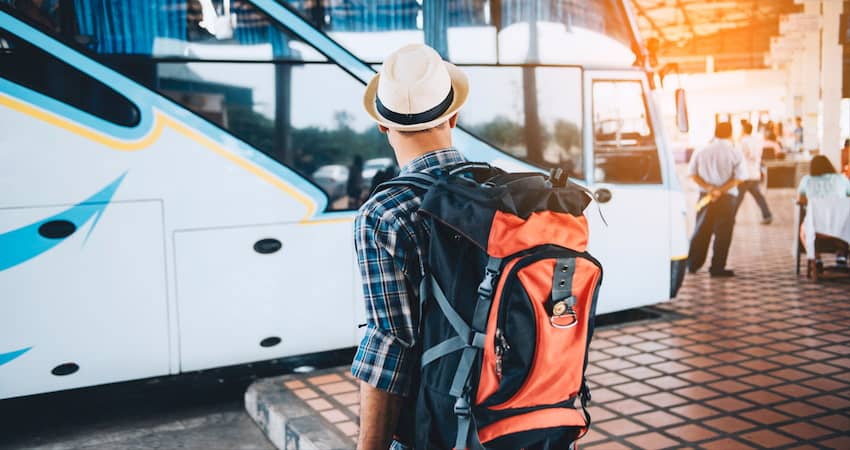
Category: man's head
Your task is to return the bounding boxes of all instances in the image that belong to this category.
[742,121,753,136]
[715,121,733,139]
[796,116,803,126]
[363,44,469,154]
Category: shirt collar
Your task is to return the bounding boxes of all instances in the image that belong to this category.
[400,147,465,174]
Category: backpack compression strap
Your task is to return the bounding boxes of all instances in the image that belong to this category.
[369,172,438,197]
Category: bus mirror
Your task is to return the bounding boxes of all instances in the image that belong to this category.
[676,88,690,133]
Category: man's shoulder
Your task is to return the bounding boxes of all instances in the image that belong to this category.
[356,184,421,229]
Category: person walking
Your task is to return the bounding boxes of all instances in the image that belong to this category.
[735,121,773,224]
[351,44,469,450]
[687,122,747,277]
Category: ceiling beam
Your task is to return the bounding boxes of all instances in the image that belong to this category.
[676,0,697,42]
[630,0,672,44]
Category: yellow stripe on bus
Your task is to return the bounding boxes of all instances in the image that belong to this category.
[1,93,319,220]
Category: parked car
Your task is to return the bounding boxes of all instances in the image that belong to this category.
[362,157,396,186]
[312,164,349,201]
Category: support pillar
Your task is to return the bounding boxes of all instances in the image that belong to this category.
[821,0,844,166]
[801,1,821,153]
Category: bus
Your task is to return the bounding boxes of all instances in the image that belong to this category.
[0,0,689,399]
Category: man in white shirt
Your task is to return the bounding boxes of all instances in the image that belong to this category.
[687,122,747,277]
[735,121,773,224]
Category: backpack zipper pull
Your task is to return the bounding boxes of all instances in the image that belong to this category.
[494,328,510,377]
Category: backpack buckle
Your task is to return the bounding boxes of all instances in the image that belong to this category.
[453,397,471,417]
[477,274,495,298]
[477,258,502,298]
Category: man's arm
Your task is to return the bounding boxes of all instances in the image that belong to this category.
[352,209,418,449]
[690,174,715,192]
[357,382,403,450]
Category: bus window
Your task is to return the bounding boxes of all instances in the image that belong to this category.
[0,29,139,126]
[285,1,635,66]
[460,66,583,179]
[592,80,662,185]
[3,0,394,210]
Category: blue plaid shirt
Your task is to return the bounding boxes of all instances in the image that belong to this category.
[351,148,465,401]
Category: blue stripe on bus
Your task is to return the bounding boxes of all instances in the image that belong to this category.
[0,347,32,366]
[0,173,125,272]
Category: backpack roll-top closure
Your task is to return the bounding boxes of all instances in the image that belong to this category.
[418,173,592,257]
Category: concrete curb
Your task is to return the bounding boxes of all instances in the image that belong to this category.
[245,368,357,450]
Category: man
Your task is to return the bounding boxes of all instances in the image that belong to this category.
[351,44,469,450]
[688,121,746,277]
[735,121,773,224]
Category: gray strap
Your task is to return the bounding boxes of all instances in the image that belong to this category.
[450,346,478,397]
[420,336,467,368]
[455,405,472,450]
[432,277,474,343]
[453,395,485,450]
[471,257,502,332]
[448,162,490,176]
[375,179,432,191]
[552,257,577,304]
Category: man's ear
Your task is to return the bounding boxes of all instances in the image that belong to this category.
[448,113,459,128]
[378,124,389,134]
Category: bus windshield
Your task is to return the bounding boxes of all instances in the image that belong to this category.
[285,0,637,66]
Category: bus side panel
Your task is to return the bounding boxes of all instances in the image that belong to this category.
[0,200,169,399]
[174,220,355,372]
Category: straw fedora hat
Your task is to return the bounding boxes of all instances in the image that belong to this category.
[363,44,469,132]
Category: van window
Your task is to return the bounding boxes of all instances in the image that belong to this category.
[460,66,583,179]
[4,0,394,210]
[0,29,139,126]
[592,80,661,184]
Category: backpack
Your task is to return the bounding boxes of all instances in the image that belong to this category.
[375,162,603,450]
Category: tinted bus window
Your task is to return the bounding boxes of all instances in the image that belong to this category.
[0,29,139,126]
[286,0,636,66]
[460,66,583,179]
[4,0,395,210]
[592,80,661,184]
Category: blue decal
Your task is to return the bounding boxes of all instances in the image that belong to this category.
[0,173,126,271]
[0,347,31,366]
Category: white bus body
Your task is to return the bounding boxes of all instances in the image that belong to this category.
[0,0,688,399]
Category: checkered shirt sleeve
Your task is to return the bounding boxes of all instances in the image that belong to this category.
[350,202,419,397]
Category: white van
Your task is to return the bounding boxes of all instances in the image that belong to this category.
[0,0,689,399]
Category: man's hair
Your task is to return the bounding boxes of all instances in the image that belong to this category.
[715,121,733,139]
[810,155,837,176]
[844,138,849,147]
[742,122,753,135]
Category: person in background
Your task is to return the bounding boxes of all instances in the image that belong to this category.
[798,155,850,268]
[687,122,747,277]
[841,139,850,178]
[794,116,804,152]
[735,121,773,224]
[798,156,850,203]
[762,125,784,161]
[347,155,365,209]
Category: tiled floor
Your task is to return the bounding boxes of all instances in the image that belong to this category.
[260,187,850,449]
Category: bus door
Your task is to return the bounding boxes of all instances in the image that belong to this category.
[584,71,671,313]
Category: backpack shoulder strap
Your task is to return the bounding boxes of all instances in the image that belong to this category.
[368,172,438,197]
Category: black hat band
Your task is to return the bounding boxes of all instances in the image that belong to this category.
[376,86,454,126]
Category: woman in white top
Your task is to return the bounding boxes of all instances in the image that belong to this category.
[798,156,850,202]
[798,155,850,270]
